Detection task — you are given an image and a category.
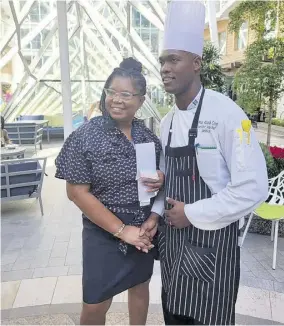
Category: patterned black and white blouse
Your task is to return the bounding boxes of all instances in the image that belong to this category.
[55,116,162,217]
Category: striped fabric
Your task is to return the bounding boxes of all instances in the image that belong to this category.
[159,89,240,325]
[159,222,240,325]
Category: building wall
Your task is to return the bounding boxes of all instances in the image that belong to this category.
[204,19,257,68]
[204,18,284,118]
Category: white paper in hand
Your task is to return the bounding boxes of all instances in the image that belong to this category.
[135,142,158,206]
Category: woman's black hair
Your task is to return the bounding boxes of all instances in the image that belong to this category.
[99,57,146,115]
[1,116,4,130]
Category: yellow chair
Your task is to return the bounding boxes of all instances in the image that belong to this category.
[240,170,284,269]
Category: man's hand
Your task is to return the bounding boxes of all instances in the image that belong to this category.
[119,225,153,252]
[140,213,159,240]
[141,170,164,193]
[165,198,191,229]
[136,213,159,253]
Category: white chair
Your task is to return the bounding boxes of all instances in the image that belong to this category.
[240,170,284,270]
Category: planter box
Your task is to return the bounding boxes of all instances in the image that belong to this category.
[242,214,284,237]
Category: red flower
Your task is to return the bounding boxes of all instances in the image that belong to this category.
[269,146,284,159]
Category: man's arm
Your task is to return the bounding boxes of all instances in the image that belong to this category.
[185,108,268,228]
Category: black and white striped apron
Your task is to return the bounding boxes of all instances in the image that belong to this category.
[159,89,240,325]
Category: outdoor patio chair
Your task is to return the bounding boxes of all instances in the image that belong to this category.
[5,123,43,153]
[240,170,284,269]
[17,115,44,121]
[1,157,47,216]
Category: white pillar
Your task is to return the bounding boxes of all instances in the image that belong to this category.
[56,1,73,139]
[11,53,24,93]
[127,2,134,56]
[80,28,87,116]
[207,0,219,49]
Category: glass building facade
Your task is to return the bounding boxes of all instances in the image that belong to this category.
[1,0,230,124]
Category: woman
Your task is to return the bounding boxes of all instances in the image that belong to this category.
[1,116,12,146]
[55,58,164,325]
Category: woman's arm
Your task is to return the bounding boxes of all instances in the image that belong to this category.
[67,182,124,233]
[66,182,152,248]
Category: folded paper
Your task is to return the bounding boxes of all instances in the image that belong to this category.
[135,142,158,206]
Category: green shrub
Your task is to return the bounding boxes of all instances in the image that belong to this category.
[271,118,284,127]
[275,157,284,174]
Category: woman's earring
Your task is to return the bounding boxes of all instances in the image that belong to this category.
[135,109,142,119]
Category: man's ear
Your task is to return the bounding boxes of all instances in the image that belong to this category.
[193,56,202,72]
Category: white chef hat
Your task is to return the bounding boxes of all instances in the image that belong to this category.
[162,0,206,57]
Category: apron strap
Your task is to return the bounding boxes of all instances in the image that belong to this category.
[166,88,206,148]
[188,88,205,146]
[166,115,174,147]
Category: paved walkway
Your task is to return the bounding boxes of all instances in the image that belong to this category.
[258,123,284,135]
[1,141,284,325]
[256,123,284,147]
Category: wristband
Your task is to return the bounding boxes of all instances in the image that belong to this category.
[113,224,126,238]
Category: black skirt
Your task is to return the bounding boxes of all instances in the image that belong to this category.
[82,212,155,304]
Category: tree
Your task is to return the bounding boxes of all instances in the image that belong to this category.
[229,1,284,41]
[229,0,284,146]
[201,42,225,92]
[233,38,284,113]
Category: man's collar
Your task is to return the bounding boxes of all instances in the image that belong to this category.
[174,87,203,113]
[186,87,203,111]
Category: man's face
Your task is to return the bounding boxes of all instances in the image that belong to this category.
[159,50,201,95]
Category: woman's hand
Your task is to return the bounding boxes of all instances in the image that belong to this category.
[119,225,153,252]
[141,170,164,193]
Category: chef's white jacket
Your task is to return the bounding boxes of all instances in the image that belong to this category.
[152,88,268,230]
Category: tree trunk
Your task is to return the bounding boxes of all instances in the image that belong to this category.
[266,96,273,146]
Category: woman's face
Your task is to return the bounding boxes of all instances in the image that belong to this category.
[105,76,145,123]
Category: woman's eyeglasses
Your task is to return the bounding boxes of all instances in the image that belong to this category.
[104,88,140,101]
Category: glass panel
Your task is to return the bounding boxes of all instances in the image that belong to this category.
[2,0,165,121]
[29,1,40,22]
[141,15,150,28]
[28,0,49,22]
[141,28,150,48]
[132,8,141,26]
[151,30,159,55]
[218,31,226,55]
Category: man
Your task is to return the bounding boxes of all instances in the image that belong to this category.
[152,1,268,325]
